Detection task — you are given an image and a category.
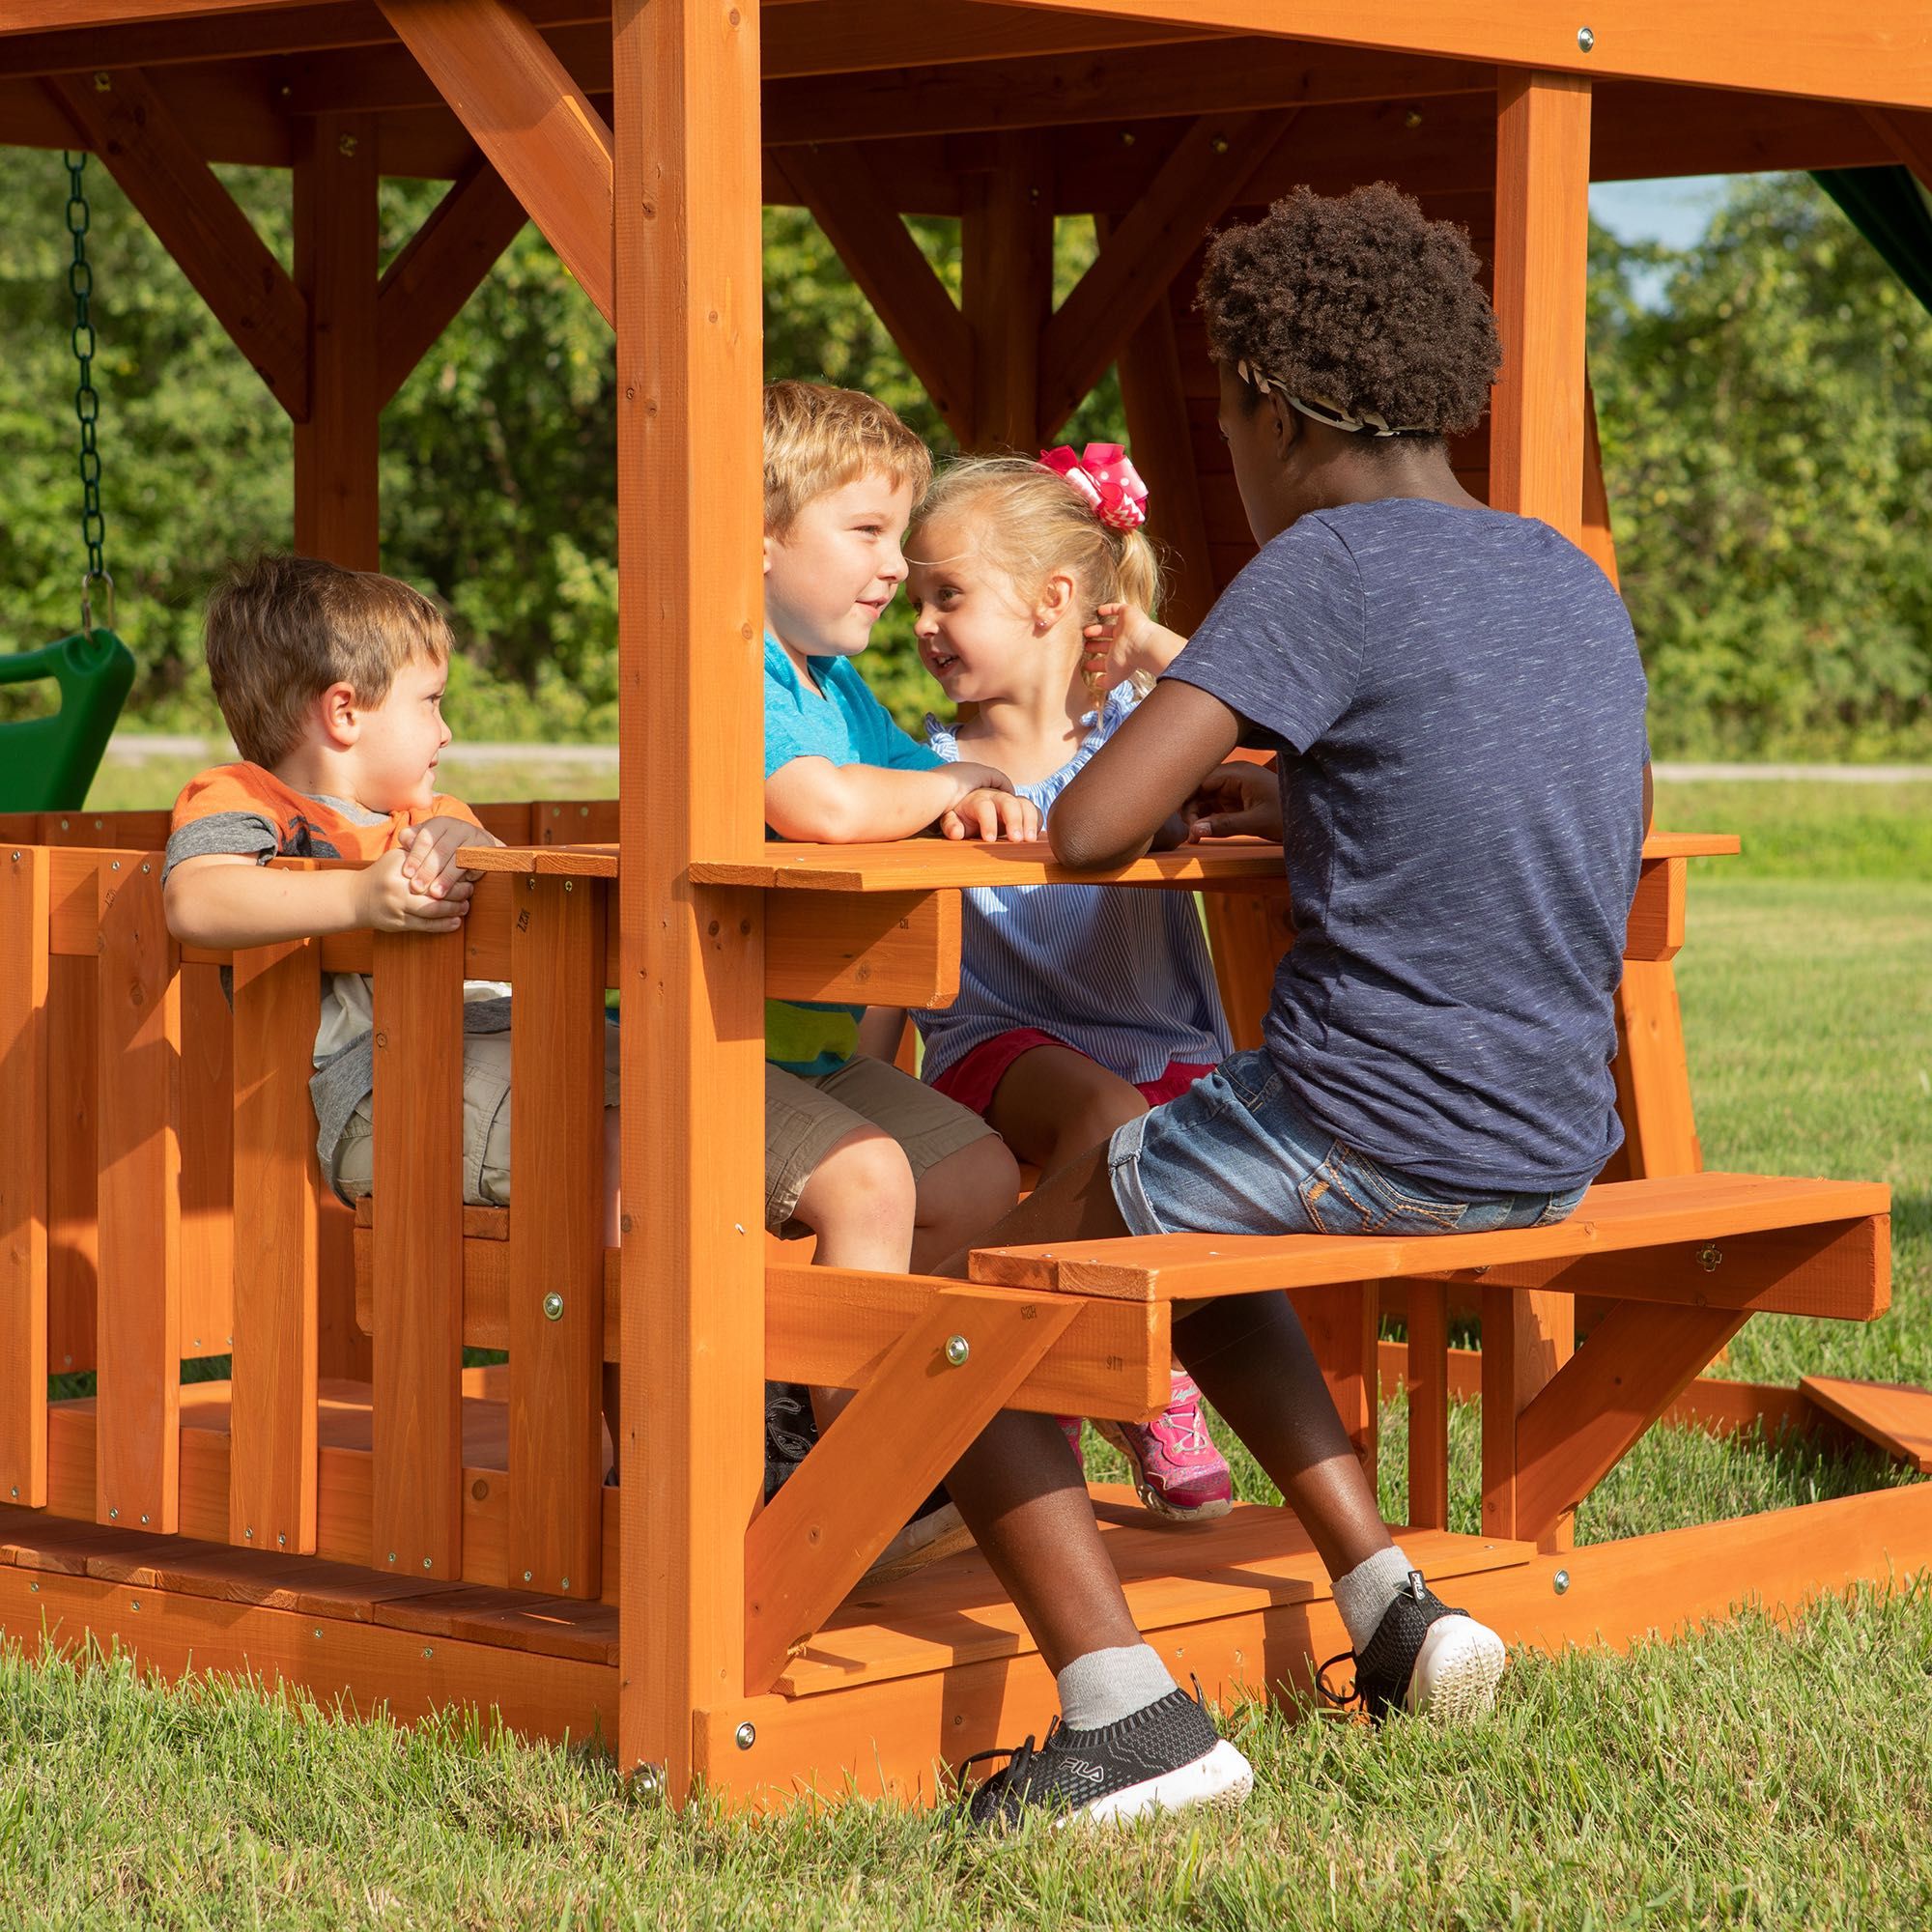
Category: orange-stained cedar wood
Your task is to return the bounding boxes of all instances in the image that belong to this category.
[744,1288,1080,1694]
[1037,109,1272,438]
[382,0,615,325]
[229,941,323,1554]
[1406,1279,1450,1530]
[294,111,380,572]
[612,0,767,1798]
[773,143,975,443]
[1480,70,1591,1547]
[0,849,51,1506]
[94,858,182,1533]
[376,152,527,409]
[48,67,310,417]
[964,129,1053,451]
[507,875,607,1600]
[370,928,467,1579]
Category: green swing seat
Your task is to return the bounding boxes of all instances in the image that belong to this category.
[0,628,136,814]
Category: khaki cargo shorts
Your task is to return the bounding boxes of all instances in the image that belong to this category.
[329,1020,622,1208]
[766,1055,995,1235]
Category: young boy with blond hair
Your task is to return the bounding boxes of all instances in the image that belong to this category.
[758,381,1030,1570]
[162,555,623,1433]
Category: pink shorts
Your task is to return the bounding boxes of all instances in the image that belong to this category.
[927,1026,1216,1120]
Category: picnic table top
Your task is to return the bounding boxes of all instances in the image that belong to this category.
[456,830,1740,887]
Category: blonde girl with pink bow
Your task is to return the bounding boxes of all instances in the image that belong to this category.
[876,447,1236,1520]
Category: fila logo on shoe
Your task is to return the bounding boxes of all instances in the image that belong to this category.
[1065,1760,1106,1784]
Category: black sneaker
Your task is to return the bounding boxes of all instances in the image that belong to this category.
[961,1684,1253,1830]
[1319,1570,1507,1722]
[764,1381,817,1502]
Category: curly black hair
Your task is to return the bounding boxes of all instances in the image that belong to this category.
[1196,184,1501,440]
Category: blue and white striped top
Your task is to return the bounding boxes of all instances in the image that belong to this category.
[911,684,1231,1087]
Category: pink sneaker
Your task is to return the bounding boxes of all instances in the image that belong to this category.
[1097,1373,1233,1521]
[1059,1415,1086,1469]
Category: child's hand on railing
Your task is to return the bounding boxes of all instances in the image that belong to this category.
[1183,763,1283,842]
[940,788,1043,843]
[355,848,473,933]
[398,815,501,899]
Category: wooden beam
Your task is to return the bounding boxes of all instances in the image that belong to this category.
[294,111,381,566]
[612,0,766,1802]
[0,1,1217,86]
[47,68,309,418]
[1862,106,1932,190]
[963,130,1054,451]
[376,152,527,409]
[1491,71,1591,539]
[743,1286,1079,1695]
[1113,261,1217,629]
[976,0,1932,114]
[380,0,614,326]
[762,39,1490,146]
[1039,109,1273,437]
[773,146,975,443]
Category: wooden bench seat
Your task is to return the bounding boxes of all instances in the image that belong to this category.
[968,1173,1890,1317]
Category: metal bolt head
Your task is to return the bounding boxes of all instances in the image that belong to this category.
[944,1334,971,1368]
[1553,1568,1572,1595]
[635,1763,665,1798]
[243,1526,254,1539]
[1577,24,1595,51]
[139,1514,149,1525]
[735,1720,756,1750]
[108,1507,119,1520]
[1404,109,1424,130]
[543,1293,565,1321]
[524,1570,533,1583]
[1697,1244,1722,1273]
[562,879,574,893]
[93,71,111,91]
[422,1556,433,1570]
[339,132,359,156]
[1211,136,1229,154]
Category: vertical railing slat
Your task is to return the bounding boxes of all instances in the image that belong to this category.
[230,940,322,1553]
[95,855,183,1534]
[178,962,237,1358]
[370,926,466,1580]
[507,875,607,1597]
[1405,1280,1450,1531]
[0,847,51,1507]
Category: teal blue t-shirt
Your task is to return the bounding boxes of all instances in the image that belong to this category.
[764,635,942,1078]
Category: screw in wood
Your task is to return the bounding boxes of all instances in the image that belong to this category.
[1577,25,1595,50]
[735,1721,756,1750]
[93,72,111,91]
[1553,1569,1572,1594]
[108,1507,118,1520]
[544,1293,565,1321]
[944,1335,971,1367]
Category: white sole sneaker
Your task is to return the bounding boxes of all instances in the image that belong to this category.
[1073,1738,1255,1826]
[860,1501,975,1584]
[1406,1612,1507,1721]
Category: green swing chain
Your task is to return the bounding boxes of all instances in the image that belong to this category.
[64,149,112,636]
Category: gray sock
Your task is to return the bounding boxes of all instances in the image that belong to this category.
[1332,1544,1419,1653]
[1056,1643,1179,1732]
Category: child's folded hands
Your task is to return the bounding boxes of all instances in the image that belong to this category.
[398,814,503,898]
[355,848,473,933]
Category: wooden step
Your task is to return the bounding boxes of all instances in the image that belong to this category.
[1800,1377,1932,1472]
[778,1483,1532,1696]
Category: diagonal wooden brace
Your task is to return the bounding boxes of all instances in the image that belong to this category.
[49,68,310,417]
[382,0,614,325]
[743,1284,1078,1695]
[1504,1298,1750,1549]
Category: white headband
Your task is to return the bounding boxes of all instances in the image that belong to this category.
[1236,358,1430,439]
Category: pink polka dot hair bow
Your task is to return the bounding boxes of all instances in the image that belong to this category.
[1038,442,1149,531]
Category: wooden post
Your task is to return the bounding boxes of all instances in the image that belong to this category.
[294,111,381,572]
[294,110,380,1387]
[612,0,766,1799]
[963,130,1054,452]
[1481,69,1591,1551]
[0,848,51,1509]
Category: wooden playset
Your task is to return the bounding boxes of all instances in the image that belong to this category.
[3,0,1930,1809]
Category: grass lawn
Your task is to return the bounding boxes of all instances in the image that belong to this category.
[5,776,1928,1928]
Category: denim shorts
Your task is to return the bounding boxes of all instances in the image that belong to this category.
[1106,1047,1590,1239]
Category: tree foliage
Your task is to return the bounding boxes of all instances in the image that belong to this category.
[0,152,1924,754]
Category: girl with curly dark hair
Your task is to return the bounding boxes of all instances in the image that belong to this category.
[942,185,1652,1831]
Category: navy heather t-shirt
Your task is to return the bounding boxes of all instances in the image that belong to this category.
[1168,497,1648,1193]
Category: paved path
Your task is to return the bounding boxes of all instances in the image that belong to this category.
[101,738,1932,782]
